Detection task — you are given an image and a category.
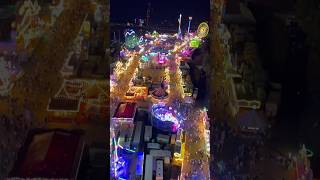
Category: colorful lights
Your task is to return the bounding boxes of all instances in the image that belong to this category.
[125,29,135,37]
[151,104,183,132]
[174,152,181,157]
[110,20,210,179]
[158,53,168,64]
[139,36,144,44]
[125,30,139,49]
[197,22,209,38]
[152,30,159,37]
[141,55,149,62]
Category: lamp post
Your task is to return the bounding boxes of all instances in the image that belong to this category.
[188,16,192,34]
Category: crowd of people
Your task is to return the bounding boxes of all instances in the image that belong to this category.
[0,110,32,179]
[211,120,265,179]
[210,118,299,180]
[182,109,210,179]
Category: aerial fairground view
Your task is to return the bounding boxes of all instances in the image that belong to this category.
[109,0,319,179]
[110,9,210,180]
[0,0,319,179]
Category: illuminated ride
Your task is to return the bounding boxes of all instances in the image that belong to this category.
[151,103,183,133]
[196,22,209,38]
[124,29,139,49]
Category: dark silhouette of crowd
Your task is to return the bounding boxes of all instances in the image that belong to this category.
[0,110,32,179]
[211,120,265,180]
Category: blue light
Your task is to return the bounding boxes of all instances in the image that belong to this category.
[149,52,158,57]
[126,148,135,153]
[136,152,144,175]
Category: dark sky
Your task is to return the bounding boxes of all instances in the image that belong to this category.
[110,0,210,25]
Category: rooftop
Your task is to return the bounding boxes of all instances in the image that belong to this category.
[113,102,137,119]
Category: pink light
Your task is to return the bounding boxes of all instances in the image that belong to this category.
[172,124,178,131]
[158,54,167,64]
[181,49,192,57]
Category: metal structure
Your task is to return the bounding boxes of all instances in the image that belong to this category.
[188,16,192,34]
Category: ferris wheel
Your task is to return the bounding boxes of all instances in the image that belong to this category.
[197,22,209,38]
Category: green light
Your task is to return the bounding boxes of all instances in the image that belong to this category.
[189,39,201,48]
[125,35,139,49]
[141,55,149,62]
[152,31,159,36]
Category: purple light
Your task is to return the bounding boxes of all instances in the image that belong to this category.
[181,49,192,56]
[151,104,182,131]
[172,124,178,132]
[120,50,126,57]
[157,53,168,64]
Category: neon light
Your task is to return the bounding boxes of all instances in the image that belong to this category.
[151,104,183,132]
[136,152,144,175]
[197,22,209,38]
[141,55,149,62]
[188,17,193,34]
[125,29,135,37]
[139,36,144,44]
[118,143,136,153]
[189,39,201,48]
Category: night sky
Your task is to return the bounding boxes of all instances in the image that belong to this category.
[110,0,210,26]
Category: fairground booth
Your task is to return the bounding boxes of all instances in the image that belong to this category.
[112,102,137,124]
